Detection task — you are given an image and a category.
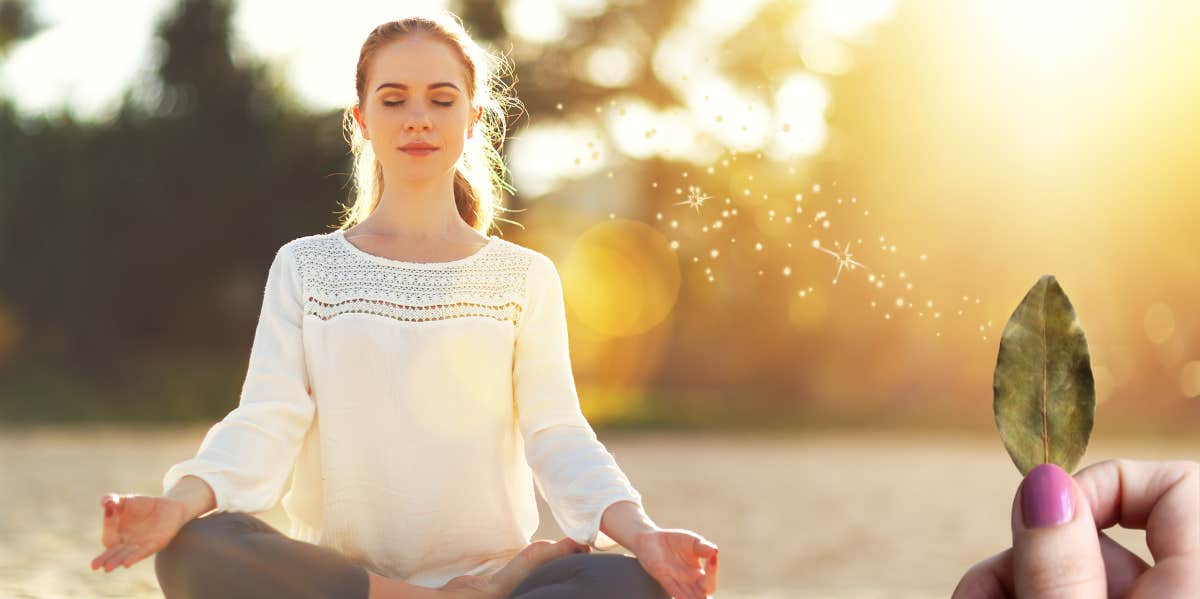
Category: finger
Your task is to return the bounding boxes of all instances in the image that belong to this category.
[101,544,134,572]
[702,550,718,595]
[951,548,1013,599]
[1097,532,1150,597]
[1011,463,1106,599]
[103,544,139,572]
[664,568,702,599]
[692,538,718,560]
[659,576,688,599]
[92,546,124,571]
[1074,459,1199,561]
[119,543,149,568]
[96,545,126,572]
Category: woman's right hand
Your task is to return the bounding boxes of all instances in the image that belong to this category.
[91,493,191,573]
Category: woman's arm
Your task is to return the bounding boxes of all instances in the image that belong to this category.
[599,499,658,550]
[164,474,217,523]
[161,242,316,514]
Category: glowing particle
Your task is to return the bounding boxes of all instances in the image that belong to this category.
[895,297,905,308]
[920,254,928,261]
[755,242,764,251]
[710,249,720,259]
[670,220,679,229]
[555,102,563,110]
[669,240,679,250]
[812,183,821,192]
[822,220,831,229]
[782,266,792,276]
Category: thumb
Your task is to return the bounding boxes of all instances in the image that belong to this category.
[1011,463,1106,599]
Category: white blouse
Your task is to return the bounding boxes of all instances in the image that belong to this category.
[161,229,644,588]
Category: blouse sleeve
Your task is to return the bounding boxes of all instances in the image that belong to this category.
[161,242,315,515]
[513,253,644,550]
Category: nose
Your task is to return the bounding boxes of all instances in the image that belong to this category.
[404,111,433,133]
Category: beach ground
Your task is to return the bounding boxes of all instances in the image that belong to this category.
[0,426,1192,598]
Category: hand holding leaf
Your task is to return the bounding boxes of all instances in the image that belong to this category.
[993,275,1096,475]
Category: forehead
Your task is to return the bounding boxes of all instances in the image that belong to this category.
[367,34,469,92]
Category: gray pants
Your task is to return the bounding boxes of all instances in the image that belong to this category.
[155,511,669,599]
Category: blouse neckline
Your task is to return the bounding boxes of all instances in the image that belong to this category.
[334,229,497,269]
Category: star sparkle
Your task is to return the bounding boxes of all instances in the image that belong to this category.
[813,239,869,285]
[675,185,711,213]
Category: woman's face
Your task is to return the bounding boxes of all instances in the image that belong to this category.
[354,34,481,185]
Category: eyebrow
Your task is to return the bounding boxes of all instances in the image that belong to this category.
[374,82,461,93]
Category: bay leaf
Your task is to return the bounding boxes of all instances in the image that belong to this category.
[993,275,1096,475]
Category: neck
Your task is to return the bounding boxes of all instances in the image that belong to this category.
[367,170,470,239]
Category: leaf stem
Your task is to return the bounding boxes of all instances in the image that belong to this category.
[1041,289,1049,465]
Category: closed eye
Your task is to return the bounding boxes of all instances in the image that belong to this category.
[383,101,455,107]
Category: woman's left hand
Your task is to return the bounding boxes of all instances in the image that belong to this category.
[631,528,719,599]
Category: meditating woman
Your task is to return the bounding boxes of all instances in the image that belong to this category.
[90,12,718,599]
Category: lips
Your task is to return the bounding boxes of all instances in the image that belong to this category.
[400,142,438,156]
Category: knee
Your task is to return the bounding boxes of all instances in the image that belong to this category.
[155,512,252,596]
[597,555,670,599]
[515,553,668,599]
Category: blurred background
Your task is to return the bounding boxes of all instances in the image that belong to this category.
[0,0,1196,597]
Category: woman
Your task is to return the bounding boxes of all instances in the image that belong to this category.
[90,13,718,599]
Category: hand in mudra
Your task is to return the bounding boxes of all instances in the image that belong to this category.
[632,528,719,599]
[91,493,189,573]
[441,537,591,598]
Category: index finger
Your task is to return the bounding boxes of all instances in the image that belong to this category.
[1074,459,1199,562]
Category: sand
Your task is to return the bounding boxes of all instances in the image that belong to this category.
[0,426,1193,598]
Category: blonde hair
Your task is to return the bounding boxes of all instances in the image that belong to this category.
[336,12,521,234]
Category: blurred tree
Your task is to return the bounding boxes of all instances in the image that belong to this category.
[0,0,42,58]
[0,0,351,421]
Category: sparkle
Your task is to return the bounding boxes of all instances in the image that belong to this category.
[813,239,870,285]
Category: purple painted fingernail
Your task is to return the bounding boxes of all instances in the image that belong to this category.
[1021,463,1075,528]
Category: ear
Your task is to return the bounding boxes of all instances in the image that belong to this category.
[353,105,369,140]
[468,106,482,138]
